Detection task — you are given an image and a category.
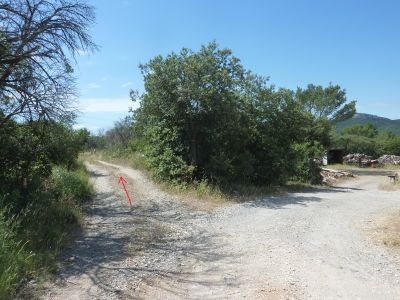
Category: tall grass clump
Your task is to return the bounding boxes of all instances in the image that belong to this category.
[0,164,92,298]
[0,212,34,299]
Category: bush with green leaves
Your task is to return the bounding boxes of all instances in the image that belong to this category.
[131,42,352,186]
[0,165,91,298]
[291,142,324,184]
[341,123,378,138]
[333,134,380,157]
[333,123,400,157]
[0,115,92,297]
[0,118,89,213]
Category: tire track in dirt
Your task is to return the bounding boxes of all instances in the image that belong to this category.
[24,162,400,299]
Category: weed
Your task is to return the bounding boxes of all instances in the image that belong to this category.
[0,165,92,298]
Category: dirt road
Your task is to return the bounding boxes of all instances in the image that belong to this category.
[37,161,400,299]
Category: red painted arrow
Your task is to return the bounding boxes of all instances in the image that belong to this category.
[118,176,133,206]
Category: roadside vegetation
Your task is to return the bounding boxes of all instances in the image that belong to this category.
[333,123,400,157]
[382,211,400,249]
[379,180,400,192]
[1,0,398,297]
[0,0,97,297]
[87,42,357,200]
[0,119,93,298]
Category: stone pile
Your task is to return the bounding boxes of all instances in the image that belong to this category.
[377,155,400,165]
[343,153,373,165]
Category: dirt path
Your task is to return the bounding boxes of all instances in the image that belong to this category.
[37,162,400,299]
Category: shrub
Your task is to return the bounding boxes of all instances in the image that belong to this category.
[333,134,380,156]
[383,137,400,156]
[132,43,319,186]
[0,165,92,297]
[291,142,323,184]
[52,164,92,204]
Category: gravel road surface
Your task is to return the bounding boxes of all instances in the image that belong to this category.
[35,161,400,299]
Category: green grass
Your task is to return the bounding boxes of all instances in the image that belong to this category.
[0,163,92,299]
[0,213,35,299]
[87,147,147,170]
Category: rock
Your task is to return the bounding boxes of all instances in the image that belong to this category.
[377,155,400,165]
[343,153,373,165]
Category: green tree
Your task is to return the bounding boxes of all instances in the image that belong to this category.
[133,42,250,183]
[382,136,400,156]
[296,84,356,123]
[132,42,319,186]
[0,118,88,211]
[341,123,378,138]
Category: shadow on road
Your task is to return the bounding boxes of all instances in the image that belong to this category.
[52,186,239,299]
[249,184,363,209]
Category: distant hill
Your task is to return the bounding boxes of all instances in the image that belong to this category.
[336,113,400,135]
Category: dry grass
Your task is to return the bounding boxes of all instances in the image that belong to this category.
[329,163,400,171]
[371,211,400,250]
[382,213,400,249]
[379,181,400,191]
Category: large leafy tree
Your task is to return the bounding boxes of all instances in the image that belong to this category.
[133,42,249,183]
[132,42,313,185]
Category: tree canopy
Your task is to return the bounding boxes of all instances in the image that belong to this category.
[296,84,356,122]
[131,42,353,186]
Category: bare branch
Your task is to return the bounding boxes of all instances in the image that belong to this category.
[0,0,98,125]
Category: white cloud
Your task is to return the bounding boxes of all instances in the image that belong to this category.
[88,83,101,89]
[78,97,138,113]
[121,82,133,88]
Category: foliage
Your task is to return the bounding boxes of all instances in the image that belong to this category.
[0,1,97,297]
[333,134,380,156]
[52,165,92,205]
[291,142,324,184]
[341,123,378,138]
[130,42,353,186]
[0,118,91,297]
[336,113,400,136]
[0,164,91,298]
[332,123,400,157]
[103,117,135,147]
[132,42,251,184]
[382,137,400,156]
[0,118,89,212]
[295,83,356,122]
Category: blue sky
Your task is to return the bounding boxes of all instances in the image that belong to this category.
[75,0,400,132]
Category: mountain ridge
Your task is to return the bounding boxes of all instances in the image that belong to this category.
[336,113,400,135]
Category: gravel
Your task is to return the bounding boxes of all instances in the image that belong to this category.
[34,162,400,299]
